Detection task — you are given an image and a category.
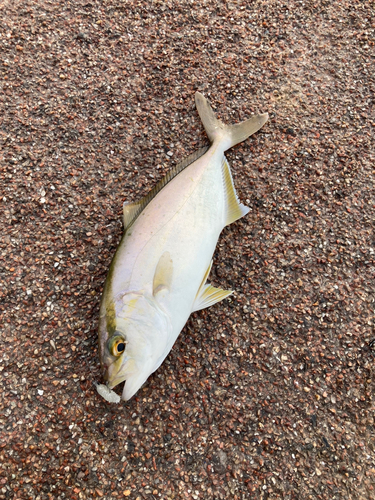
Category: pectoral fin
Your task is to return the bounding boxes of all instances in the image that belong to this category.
[153,251,173,296]
[192,260,232,312]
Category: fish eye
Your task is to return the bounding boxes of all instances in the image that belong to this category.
[108,335,127,357]
[116,342,125,353]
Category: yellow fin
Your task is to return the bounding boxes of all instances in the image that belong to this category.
[153,251,173,296]
[222,156,249,226]
[192,284,233,312]
[198,260,213,291]
[192,260,232,312]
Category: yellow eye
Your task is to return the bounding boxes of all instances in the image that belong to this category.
[108,336,127,357]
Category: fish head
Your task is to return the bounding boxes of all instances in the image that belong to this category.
[100,327,153,401]
[99,292,171,400]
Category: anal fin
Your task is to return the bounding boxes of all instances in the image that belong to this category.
[222,156,249,226]
[192,284,233,312]
[192,260,232,312]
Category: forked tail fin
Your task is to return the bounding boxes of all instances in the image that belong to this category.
[195,91,268,150]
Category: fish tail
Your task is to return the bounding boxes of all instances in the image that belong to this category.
[195,92,268,150]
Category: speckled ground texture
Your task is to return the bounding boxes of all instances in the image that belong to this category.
[1,0,374,499]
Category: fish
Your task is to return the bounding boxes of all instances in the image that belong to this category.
[98,91,268,401]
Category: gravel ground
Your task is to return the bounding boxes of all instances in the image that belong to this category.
[1,1,374,499]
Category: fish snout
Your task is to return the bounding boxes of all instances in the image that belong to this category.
[105,355,136,390]
[106,361,123,389]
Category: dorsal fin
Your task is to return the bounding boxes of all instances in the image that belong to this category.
[122,146,209,230]
[222,156,249,226]
[123,202,142,229]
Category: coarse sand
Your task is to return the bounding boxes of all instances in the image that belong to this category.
[1,1,374,499]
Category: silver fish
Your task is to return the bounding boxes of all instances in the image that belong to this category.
[98,92,268,401]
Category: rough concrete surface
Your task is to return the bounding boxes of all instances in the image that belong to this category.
[1,1,374,499]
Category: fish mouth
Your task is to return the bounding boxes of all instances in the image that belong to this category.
[104,358,154,401]
[105,357,136,390]
[106,373,127,390]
